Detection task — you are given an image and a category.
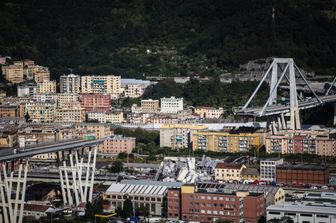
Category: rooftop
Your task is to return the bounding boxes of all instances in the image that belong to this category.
[215,163,244,169]
[267,201,336,215]
[277,164,328,171]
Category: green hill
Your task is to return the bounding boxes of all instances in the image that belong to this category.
[0,0,335,79]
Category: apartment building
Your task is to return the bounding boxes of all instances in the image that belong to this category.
[57,93,80,107]
[75,123,112,139]
[167,185,265,223]
[25,102,56,123]
[123,84,146,98]
[192,131,263,153]
[260,158,284,183]
[32,93,57,103]
[267,201,336,223]
[87,111,124,123]
[54,106,86,123]
[0,105,23,118]
[2,61,24,83]
[160,96,183,114]
[80,93,111,112]
[60,74,81,93]
[214,163,247,182]
[0,129,18,147]
[276,164,329,186]
[18,124,57,147]
[81,75,121,98]
[37,80,56,94]
[194,107,224,119]
[98,135,135,154]
[33,67,50,83]
[141,99,160,113]
[105,180,182,216]
[160,124,208,149]
[265,130,335,156]
[17,82,37,97]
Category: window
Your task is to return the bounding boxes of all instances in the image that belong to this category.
[300,214,312,217]
[269,212,280,215]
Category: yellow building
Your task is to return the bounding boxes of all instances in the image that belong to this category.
[0,129,18,148]
[105,111,124,123]
[37,80,56,94]
[214,163,246,182]
[57,93,80,107]
[25,102,56,123]
[34,68,50,83]
[141,99,160,113]
[55,106,86,123]
[192,131,263,153]
[75,123,113,139]
[160,124,208,148]
[2,61,24,83]
[81,75,121,99]
[194,106,224,119]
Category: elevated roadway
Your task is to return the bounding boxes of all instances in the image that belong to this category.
[0,138,105,162]
[236,94,336,117]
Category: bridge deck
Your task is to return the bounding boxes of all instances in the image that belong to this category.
[0,138,105,162]
[236,95,336,116]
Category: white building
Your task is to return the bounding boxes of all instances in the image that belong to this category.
[160,96,183,114]
[267,201,336,223]
[17,83,37,97]
[260,158,284,183]
[87,111,124,123]
[60,74,81,93]
[81,75,121,98]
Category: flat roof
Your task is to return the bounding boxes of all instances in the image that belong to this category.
[267,201,336,215]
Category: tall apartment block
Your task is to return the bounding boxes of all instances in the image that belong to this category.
[167,185,265,223]
[81,75,121,98]
[60,74,81,93]
[37,80,57,94]
[259,158,284,183]
[2,61,24,83]
[80,93,111,112]
[160,96,183,114]
[192,131,263,153]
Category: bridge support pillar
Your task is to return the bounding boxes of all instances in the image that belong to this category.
[59,146,97,207]
[0,162,28,223]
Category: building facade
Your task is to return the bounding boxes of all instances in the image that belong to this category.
[17,82,37,97]
[160,97,183,114]
[192,131,263,153]
[167,185,265,223]
[160,124,208,149]
[80,93,111,112]
[81,75,121,98]
[214,163,247,182]
[54,107,86,123]
[60,74,81,93]
[194,107,224,119]
[25,102,56,123]
[2,61,24,83]
[260,158,284,183]
[141,99,160,113]
[37,80,56,94]
[98,135,135,154]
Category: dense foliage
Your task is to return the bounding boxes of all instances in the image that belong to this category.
[1,0,335,79]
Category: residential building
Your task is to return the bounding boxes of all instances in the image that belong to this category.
[104,180,182,216]
[32,93,57,103]
[17,82,37,97]
[2,61,24,83]
[214,163,246,182]
[33,67,50,83]
[260,158,284,183]
[123,84,146,98]
[0,128,18,147]
[241,168,260,181]
[167,185,265,223]
[87,111,124,123]
[25,102,56,123]
[57,93,80,107]
[192,131,263,153]
[160,96,183,114]
[194,107,224,119]
[81,75,121,98]
[37,80,56,94]
[0,105,22,118]
[316,138,336,157]
[276,164,329,186]
[160,124,208,148]
[54,106,86,123]
[75,123,112,139]
[18,124,58,147]
[80,93,111,112]
[98,135,135,154]
[141,99,160,113]
[266,201,336,223]
[60,74,81,93]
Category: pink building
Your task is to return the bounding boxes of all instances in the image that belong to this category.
[80,93,111,112]
[98,135,136,154]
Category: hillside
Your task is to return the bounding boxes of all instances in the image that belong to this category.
[0,0,336,79]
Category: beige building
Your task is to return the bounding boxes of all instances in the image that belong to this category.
[81,75,121,98]
[192,131,263,153]
[123,84,146,98]
[0,129,18,147]
[160,124,208,149]
[75,123,113,139]
[55,106,86,123]
[141,99,160,113]
[37,80,56,94]
[98,135,136,154]
[25,102,56,123]
[316,139,336,157]
[2,61,24,83]
[87,111,124,123]
[33,67,50,83]
[194,107,224,119]
[214,163,246,182]
[57,93,80,107]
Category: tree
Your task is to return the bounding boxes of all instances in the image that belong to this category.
[122,198,133,218]
[267,216,294,223]
[109,160,124,173]
[24,111,30,122]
